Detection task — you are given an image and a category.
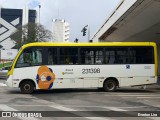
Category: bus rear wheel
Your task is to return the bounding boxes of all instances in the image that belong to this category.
[103,79,117,92]
[20,81,34,94]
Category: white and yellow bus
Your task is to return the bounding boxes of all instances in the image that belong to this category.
[6,42,158,93]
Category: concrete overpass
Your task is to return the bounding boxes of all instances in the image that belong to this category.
[93,0,160,43]
[92,0,160,74]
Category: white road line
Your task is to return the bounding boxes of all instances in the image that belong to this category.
[64,105,147,109]
[33,98,113,120]
[10,105,148,109]
[105,95,160,97]
[103,107,127,111]
[32,99,59,105]
[117,106,147,109]
[137,97,160,99]
[50,105,113,120]
[53,106,77,111]
[85,117,112,120]
[0,104,40,120]
[0,104,17,111]
[0,83,7,86]
[119,95,160,96]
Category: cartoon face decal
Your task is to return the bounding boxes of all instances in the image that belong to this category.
[36,66,55,89]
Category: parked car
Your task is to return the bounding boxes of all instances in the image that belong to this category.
[0,66,10,79]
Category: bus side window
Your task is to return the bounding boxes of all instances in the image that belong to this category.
[105,48,128,64]
[60,48,78,65]
[48,48,57,65]
[95,50,103,64]
[80,48,94,64]
[105,49,115,64]
[129,47,154,64]
[129,50,136,64]
[80,47,103,65]
[31,50,42,65]
[109,51,115,64]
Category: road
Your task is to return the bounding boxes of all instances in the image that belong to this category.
[0,79,160,120]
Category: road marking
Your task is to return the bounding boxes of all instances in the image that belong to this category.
[10,105,148,109]
[0,104,40,120]
[137,97,160,99]
[119,95,159,96]
[64,105,147,109]
[53,106,77,111]
[32,98,113,120]
[50,105,113,120]
[105,94,160,97]
[85,117,112,120]
[7,104,158,119]
[103,107,127,111]
[0,83,7,86]
[0,104,18,111]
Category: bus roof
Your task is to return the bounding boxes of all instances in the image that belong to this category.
[22,42,156,49]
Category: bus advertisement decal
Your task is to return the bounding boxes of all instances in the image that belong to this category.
[36,66,55,89]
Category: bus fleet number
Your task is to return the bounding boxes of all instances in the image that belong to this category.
[82,68,100,74]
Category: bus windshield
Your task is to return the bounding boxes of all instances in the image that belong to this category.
[15,48,42,68]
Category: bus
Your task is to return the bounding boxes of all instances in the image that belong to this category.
[6,42,158,94]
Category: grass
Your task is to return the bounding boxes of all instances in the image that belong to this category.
[0,62,12,69]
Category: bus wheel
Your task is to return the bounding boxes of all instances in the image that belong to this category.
[20,81,34,94]
[103,79,116,92]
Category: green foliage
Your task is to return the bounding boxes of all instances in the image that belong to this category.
[11,23,53,49]
[0,62,12,69]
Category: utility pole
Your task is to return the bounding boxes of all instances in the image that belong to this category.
[39,5,41,24]
[87,24,90,42]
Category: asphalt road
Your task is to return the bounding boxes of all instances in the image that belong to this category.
[0,79,160,120]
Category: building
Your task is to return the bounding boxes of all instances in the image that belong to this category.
[52,19,69,42]
[0,7,37,49]
[92,0,160,43]
[92,0,160,74]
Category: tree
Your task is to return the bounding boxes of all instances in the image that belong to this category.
[11,23,53,49]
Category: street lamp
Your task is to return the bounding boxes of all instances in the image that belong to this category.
[39,5,41,24]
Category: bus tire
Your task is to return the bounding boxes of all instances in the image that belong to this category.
[103,79,117,92]
[20,81,34,94]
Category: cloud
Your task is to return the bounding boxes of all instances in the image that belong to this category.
[28,0,40,9]
[1,0,121,42]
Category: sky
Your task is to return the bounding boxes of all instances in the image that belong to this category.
[0,0,121,42]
